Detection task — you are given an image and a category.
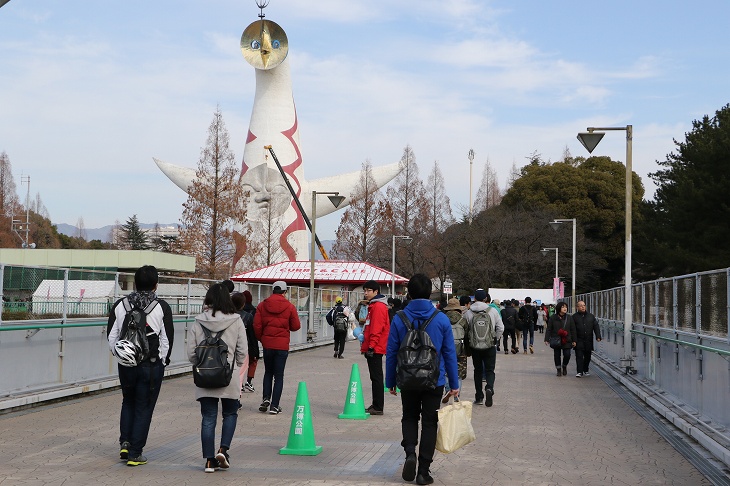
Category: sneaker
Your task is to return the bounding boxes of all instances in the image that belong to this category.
[557,368,562,376]
[259,398,271,412]
[441,392,450,404]
[484,388,494,407]
[402,453,417,481]
[576,372,583,377]
[453,395,460,402]
[473,398,483,405]
[243,382,255,393]
[268,406,282,415]
[562,366,567,376]
[119,441,130,460]
[338,355,344,359]
[334,352,338,358]
[215,449,230,469]
[127,455,147,467]
[204,458,219,473]
[504,350,509,355]
[416,471,435,485]
[523,350,528,354]
[583,371,591,376]
[529,345,534,354]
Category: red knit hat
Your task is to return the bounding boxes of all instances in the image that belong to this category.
[242,290,253,304]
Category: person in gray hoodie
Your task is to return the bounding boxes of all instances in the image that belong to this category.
[187,283,247,473]
[463,289,504,407]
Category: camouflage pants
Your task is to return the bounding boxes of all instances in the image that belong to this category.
[457,355,468,380]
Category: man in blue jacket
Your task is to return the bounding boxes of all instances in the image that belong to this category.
[386,273,459,486]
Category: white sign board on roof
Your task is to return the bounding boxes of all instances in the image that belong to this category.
[231,261,408,285]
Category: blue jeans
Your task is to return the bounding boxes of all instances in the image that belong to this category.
[118,360,164,456]
[522,323,535,350]
[199,397,239,458]
[262,348,289,408]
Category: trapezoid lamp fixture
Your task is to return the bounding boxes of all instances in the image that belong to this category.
[327,195,346,208]
[576,131,605,154]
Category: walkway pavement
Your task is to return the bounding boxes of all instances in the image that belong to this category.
[0,338,717,485]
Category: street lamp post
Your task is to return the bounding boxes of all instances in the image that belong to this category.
[391,235,412,298]
[468,149,474,223]
[540,247,559,279]
[577,125,634,373]
[549,219,576,309]
[308,191,345,342]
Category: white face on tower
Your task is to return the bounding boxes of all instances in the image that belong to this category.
[241,19,288,70]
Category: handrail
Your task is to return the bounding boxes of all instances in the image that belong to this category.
[631,329,730,357]
[0,316,196,332]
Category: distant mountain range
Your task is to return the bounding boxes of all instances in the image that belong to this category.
[54,223,178,243]
[54,223,336,258]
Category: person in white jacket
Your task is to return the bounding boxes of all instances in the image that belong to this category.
[187,283,247,473]
[463,289,504,407]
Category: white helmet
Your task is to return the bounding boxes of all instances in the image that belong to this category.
[114,340,139,367]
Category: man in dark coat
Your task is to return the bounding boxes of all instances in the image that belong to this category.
[573,301,602,377]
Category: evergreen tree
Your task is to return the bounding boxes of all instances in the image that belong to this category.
[642,103,730,274]
[121,214,150,250]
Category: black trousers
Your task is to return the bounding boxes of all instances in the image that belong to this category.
[366,353,384,411]
[575,347,593,373]
[553,347,571,368]
[400,386,443,472]
[502,328,516,350]
[333,330,347,356]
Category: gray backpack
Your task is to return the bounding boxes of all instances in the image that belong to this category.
[468,310,495,350]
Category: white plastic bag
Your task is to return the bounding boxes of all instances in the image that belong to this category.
[435,400,476,454]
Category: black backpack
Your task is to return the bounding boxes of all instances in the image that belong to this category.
[193,325,234,389]
[116,298,159,366]
[395,309,440,391]
[334,307,349,332]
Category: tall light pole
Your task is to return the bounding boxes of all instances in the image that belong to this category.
[391,235,411,298]
[577,125,634,373]
[467,149,474,223]
[308,191,345,342]
[540,247,559,279]
[549,219,576,309]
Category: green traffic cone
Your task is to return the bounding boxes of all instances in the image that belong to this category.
[384,385,400,393]
[339,363,369,420]
[279,381,323,456]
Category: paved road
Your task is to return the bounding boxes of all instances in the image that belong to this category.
[0,339,712,485]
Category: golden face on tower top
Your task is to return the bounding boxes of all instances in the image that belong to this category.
[241,19,288,70]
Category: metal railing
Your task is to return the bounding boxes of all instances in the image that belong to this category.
[573,267,730,430]
[0,263,364,406]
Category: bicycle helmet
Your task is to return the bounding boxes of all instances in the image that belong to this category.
[114,340,139,367]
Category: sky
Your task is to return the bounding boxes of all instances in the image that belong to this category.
[1,0,729,240]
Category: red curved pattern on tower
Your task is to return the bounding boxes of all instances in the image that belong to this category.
[279,112,305,260]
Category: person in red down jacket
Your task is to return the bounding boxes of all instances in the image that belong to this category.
[360,279,390,415]
[253,281,301,415]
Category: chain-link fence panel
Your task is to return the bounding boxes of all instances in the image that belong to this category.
[676,276,696,333]
[656,279,673,329]
[699,271,728,337]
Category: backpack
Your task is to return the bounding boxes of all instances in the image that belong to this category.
[468,309,496,350]
[334,308,349,333]
[115,297,159,366]
[450,315,467,356]
[357,303,369,323]
[520,306,534,329]
[192,325,234,389]
[395,309,440,391]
